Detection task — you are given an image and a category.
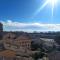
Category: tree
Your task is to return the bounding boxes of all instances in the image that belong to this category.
[32,52,45,60]
[31,41,40,50]
[55,35,60,45]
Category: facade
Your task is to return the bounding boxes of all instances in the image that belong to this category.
[3,32,31,52]
[40,38,55,47]
[3,33,33,60]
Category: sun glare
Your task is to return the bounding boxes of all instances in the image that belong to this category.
[32,0,58,18]
[48,0,57,16]
[48,0,57,7]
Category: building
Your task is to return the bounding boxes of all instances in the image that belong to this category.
[0,49,33,60]
[40,38,55,47]
[3,32,31,52]
[3,33,33,60]
[0,23,3,32]
[0,23,4,50]
[48,51,60,60]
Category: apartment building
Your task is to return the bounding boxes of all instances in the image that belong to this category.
[3,32,31,52]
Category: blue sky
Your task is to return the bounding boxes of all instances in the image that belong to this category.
[0,0,60,32]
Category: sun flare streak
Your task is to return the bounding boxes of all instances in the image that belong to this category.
[33,0,49,17]
[48,0,57,16]
[33,0,58,18]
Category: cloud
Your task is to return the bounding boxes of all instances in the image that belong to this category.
[1,20,60,31]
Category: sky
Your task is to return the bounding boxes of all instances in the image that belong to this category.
[0,0,60,32]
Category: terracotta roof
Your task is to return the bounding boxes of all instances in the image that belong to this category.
[3,32,16,39]
[16,35,31,40]
[0,50,16,57]
[3,32,31,39]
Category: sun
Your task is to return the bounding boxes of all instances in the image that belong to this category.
[48,0,57,16]
[33,0,58,18]
[48,0,57,8]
